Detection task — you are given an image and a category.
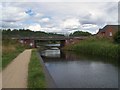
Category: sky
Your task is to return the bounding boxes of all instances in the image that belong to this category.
[0,1,119,34]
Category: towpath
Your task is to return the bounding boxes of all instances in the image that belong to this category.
[2,49,32,88]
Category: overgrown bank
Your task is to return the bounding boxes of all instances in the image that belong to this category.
[2,39,26,69]
[28,49,46,88]
[63,37,119,59]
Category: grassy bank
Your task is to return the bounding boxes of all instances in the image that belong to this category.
[2,39,26,69]
[64,37,119,59]
[28,49,46,88]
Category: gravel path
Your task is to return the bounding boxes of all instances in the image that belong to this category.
[2,49,32,88]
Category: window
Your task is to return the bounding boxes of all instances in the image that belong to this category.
[109,32,112,36]
[30,43,33,46]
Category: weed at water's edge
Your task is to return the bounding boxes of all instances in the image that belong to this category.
[63,37,119,59]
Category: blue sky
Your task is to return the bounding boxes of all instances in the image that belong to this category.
[0,2,118,34]
[25,9,35,16]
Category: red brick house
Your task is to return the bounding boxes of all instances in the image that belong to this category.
[97,25,119,38]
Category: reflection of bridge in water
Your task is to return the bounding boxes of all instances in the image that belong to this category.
[40,49,80,61]
[17,36,87,48]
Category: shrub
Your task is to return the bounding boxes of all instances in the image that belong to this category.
[114,30,120,44]
[64,37,118,59]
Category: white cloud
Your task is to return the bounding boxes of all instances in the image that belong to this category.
[1,2,118,34]
[27,24,41,31]
[40,18,50,23]
[61,18,80,29]
[39,27,62,33]
[82,24,98,29]
[2,5,28,22]
[2,21,24,29]
[80,24,99,34]
[1,0,119,2]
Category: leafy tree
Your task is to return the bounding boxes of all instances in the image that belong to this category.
[2,29,65,38]
[70,31,92,37]
[114,30,120,44]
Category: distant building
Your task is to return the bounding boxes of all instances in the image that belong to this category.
[96,25,119,38]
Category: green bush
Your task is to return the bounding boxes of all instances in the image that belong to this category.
[114,31,120,44]
[69,31,92,36]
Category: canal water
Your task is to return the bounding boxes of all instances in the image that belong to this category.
[40,44,118,88]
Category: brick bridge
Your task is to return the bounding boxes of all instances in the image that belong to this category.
[17,36,87,48]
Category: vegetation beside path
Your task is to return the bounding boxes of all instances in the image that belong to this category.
[28,49,46,88]
[2,39,26,69]
[63,37,119,59]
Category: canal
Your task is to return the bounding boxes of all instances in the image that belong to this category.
[39,44,118,88]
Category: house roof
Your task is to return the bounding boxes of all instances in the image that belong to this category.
[98,25,119,33]
[104,25,119,30]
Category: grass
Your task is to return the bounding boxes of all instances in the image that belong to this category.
[63,37,119,59]
[0,43,1,71]
[28,49,46,88]
[2,39,26,69]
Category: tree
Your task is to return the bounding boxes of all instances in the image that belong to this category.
[114,30,120,44]
[70,31,92,37]
[2,29,65,38]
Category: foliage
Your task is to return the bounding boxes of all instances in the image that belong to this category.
[114,30,120,44]
[28,49,46,88]
[2,29,64,38]
[69,31,92,37]
[2,39,26,69]
[64,37,118,59]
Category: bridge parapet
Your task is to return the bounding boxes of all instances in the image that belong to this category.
[18,36,87,40]
[17,36,88,48]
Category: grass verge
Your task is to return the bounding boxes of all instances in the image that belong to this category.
[28,49,46,88]
[2,39,26,69]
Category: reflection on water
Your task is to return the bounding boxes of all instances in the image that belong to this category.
[41,49,60,58]
[45,44,60,47]
[40,47,118,88]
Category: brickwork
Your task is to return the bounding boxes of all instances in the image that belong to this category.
[97,25,118,38]
[19,39,35,48]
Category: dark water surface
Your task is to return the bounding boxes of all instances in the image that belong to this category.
[40,46,118,88]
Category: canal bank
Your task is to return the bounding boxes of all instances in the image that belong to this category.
[37,51,57,88]
[28,49,56,88]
